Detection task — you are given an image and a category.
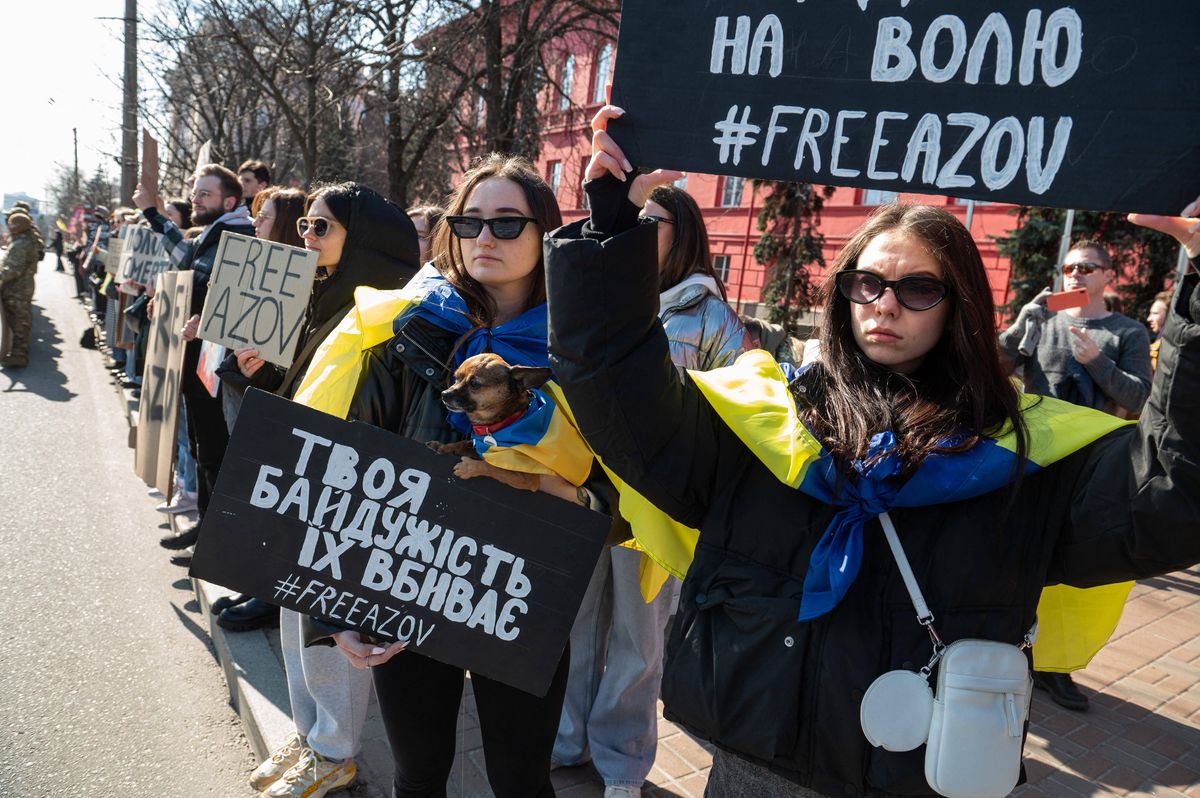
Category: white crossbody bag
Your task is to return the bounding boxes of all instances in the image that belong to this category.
[859,512,1036,798]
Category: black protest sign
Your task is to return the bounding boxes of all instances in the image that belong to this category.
[117,227,171,287]
[199,232,318,367]
[190,390,610,696]
[609,1,1200,214]
[135,270,193,494]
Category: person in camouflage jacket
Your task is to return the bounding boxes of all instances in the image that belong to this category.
[1,210,40,367]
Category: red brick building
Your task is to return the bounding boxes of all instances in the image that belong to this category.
[531,34,1022,318]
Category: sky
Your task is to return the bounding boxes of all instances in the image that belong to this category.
[0,2,133,213]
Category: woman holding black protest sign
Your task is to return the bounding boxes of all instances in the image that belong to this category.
[542,106,1200,798]
[300,154,570,798]
[219,183,420,798]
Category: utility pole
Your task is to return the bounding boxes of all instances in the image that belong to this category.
[119,0,138,204]
[72,127,80,202]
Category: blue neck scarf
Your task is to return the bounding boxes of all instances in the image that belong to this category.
[397,274,550,434]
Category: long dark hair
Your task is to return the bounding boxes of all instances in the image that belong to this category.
[431,153,562,326]
[797,204,1027,475]
[646,185,727,300]
[254,187,306,249]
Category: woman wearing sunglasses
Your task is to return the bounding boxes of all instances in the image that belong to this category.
[308,154,570,798]
[541,106,1200,798]
[553,182,749,798]
[223,182,420,798]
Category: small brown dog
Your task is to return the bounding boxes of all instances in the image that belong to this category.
[429,353,575,496]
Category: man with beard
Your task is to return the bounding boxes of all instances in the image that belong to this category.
[134,164,254,553]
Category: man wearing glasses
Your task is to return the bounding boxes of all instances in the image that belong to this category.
[134,163,256,553]
[999,240,1152,713]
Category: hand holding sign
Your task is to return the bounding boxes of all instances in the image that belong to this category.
[334,630,408,670]
[235,346,267,378]
[139,130,160,212]
[1128,194,1200,258]
[588,105,684,208]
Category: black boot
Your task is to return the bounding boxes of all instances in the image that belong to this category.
[217,598,280,632]
[1033,671,1089,712]
[211,593,252,615]
[159,521,200,550]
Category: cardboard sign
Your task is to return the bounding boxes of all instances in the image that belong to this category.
[190,389,610,696]
[117,227,172,287]
[135,270,194,495]
[198,232,318,367]
[608,1,1200,214]
[104,227,126,277]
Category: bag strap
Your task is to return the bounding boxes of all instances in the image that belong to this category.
[877,512,1039,667]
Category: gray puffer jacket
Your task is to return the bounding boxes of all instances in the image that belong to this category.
[659,274,752,373]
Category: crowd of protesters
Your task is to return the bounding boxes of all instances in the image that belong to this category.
[7,101,1200,798]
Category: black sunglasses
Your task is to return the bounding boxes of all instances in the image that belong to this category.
[836,269,950,311]
[446,216,537,240]
[638,214,675,226]
[296,216,336,238]
[1061,261,1107,276]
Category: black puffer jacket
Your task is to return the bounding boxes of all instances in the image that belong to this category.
[545,177,1200,797]
[218,185,420,400]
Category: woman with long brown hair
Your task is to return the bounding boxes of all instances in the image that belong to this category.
[543,107,1200,798]
[312,154,570,798]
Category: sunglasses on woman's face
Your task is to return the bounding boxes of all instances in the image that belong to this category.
[638,214,675,226]
[1061,261,1106,276]
[446,216,537,240]
[836,269,950,311]
[296,216,336,238]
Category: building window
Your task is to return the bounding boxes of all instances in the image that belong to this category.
[592,44,613,105]
[673,174,688,190]
[861,188,899,205]
[559,55,575,111]
[713,255,731,283]
[547,161,562,196]
[720,176,745,208]
[474,94,485,128]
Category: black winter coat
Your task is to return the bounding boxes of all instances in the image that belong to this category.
[544,180,1200,798]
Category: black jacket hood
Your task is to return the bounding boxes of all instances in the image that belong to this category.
[306,185,420,333]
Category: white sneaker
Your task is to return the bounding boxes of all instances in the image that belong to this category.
[604,787,642,798]
[156,490,198,514]
[250,732,306,791]
[262,749,356,798]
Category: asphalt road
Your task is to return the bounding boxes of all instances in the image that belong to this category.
[0,256,258,797]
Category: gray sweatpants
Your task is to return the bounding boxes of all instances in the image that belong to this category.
[279,608,374,761]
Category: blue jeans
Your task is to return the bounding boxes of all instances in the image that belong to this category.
[176,409,197,494]
[553,545,677,788]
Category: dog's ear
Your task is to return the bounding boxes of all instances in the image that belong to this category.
[510,365,552,391]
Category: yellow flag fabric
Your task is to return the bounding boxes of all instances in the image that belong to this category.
[292,285,421,417]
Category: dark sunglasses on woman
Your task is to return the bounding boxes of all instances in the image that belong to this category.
[296,216,336,238]
[638,214,675,226]
[446,216,537,240]
[836,269,950,311]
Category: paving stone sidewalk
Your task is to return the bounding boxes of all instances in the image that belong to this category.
[265,566,1198,798]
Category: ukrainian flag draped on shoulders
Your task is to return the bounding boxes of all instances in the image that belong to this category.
[674,349,1134,671]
